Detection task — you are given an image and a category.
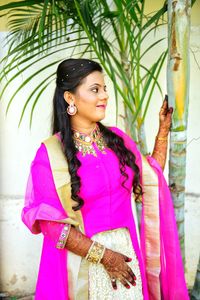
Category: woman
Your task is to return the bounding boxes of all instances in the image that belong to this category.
[22,58,189,299]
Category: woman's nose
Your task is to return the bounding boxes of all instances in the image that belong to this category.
[100,91,109,100]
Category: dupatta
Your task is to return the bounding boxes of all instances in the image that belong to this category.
[22,131,189,300]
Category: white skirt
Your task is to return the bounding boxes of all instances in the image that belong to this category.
[76,227,144,300]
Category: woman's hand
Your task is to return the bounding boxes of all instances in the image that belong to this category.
[101,248,137,290]
[158,95,173,137]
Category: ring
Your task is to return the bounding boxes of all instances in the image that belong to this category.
[111,278,116,282]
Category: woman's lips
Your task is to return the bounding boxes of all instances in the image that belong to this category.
[96,104,106,109]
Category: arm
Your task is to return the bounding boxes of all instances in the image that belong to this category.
[65,226,137,290]
[152,96,173,171]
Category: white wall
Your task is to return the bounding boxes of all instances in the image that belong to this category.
[0,23,200,297]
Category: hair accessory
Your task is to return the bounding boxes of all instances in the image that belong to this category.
[85,241,106,264]
[67,101,77,116]
[65,74,69,77]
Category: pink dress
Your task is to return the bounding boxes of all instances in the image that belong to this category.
[22,126,189,300]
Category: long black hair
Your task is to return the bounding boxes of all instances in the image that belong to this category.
[52,58,142,211]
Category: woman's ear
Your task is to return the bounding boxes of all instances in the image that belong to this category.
[64,91,72,105]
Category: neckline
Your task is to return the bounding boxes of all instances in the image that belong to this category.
[72,124,107,156]
[72,123,100,144]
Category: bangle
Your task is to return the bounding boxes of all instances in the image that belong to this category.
[85,241,106,264]
[156,135,168,141]
[56,224,71,249]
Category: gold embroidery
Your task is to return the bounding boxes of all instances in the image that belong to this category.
[72,124,107,156]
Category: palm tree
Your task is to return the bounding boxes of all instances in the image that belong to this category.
[167,0,192,265]
[0,0,167,155]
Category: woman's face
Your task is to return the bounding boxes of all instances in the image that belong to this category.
[65,71,109,123]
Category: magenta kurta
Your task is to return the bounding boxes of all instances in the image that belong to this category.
[22,126,189,300]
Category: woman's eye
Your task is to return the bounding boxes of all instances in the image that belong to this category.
[92,88,98,93]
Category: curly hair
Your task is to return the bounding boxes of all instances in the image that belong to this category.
[52,58,142,210]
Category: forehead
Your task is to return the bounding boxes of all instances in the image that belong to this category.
[82,71,105,85]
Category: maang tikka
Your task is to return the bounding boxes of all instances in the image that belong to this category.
[67,100,77,116]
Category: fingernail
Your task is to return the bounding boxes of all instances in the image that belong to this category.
[134,276,137,280]
[165,94,168,101]
[126,285,130,289]
[114,286,117,290]
[133,282,136,286]
[128,258,132,262]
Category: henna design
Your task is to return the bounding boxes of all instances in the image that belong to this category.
[65,226,93,257]
[152,96,173,170]
[101,249,137,289]
[65,228,137,290]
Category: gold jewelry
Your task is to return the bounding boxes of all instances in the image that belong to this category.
[156,135,168,141]
[72,124,107,156]
[56,224,71,249]
[85,241,106,264]
[67,100,77,115]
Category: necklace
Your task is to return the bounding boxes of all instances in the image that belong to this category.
[72,124,107,156]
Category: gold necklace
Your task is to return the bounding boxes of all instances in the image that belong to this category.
[72,124,107,156]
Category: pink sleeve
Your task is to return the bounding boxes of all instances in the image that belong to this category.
[39,220,70,249]
[21,143,68,234]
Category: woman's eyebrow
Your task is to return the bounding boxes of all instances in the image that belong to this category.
[89,83,107,87]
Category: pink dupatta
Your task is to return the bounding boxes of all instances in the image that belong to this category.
[22,127,189,299]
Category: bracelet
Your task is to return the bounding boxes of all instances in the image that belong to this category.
[56,224,71,249]
[156,135,168,141]
[85,241,106,264]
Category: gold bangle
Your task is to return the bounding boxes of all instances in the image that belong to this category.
[156,135,168,141]
[86,241,106,264]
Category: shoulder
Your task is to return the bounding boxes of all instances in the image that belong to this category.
[108,126,141,158]
[108,126,125,137]
[33,133,61,165]
[108,126,137,146]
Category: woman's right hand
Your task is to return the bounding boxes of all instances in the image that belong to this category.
[101,248,137,290]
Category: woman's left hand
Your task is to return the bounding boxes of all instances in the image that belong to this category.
[158,95,173,136]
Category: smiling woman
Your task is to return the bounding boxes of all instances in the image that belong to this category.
[21,58,189,300]
[63,70,109,129]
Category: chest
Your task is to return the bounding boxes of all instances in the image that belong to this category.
[77,146,134,201]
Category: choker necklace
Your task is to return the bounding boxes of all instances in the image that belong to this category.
[72,124,107,156]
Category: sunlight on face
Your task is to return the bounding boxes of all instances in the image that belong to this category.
[73,71,109,123]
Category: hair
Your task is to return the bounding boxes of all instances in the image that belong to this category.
[52,58,142,211]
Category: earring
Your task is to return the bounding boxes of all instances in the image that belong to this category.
[67,100,77,116]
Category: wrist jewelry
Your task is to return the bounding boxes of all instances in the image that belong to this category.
[156,135,168,141]
[85,241,106,264]
[56,224,71,249]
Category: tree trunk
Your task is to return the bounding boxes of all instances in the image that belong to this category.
[167,0,191,264]
[190,255,200,300]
